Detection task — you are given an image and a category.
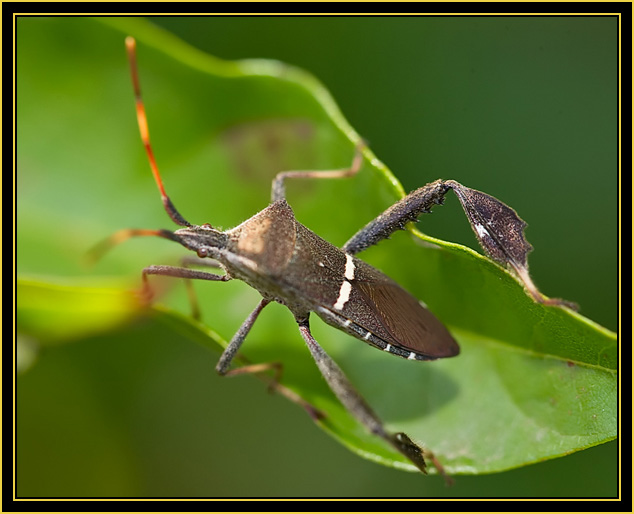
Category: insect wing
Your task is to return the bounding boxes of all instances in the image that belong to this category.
[314,253,459,360]
[351,272,459,359]
[288,221,458,359]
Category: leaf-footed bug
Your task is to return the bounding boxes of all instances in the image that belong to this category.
[93,37,576,480]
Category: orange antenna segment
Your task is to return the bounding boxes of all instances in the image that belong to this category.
[125,37,190,227]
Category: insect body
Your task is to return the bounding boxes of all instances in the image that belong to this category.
[95,37,571,479]
[179,198,459,362]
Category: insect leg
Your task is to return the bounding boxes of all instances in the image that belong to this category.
[270,145,364,203]
[344,176,576,309]
[343,179,451,255]
[142,264,229,285]
[177,257,225,320]
[140,264,230,308]
[297,318,429,475]
[217,299,324,420]
[215,298,270,375]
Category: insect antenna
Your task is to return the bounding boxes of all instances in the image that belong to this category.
[125,36,191,228]
[85,228,179,265]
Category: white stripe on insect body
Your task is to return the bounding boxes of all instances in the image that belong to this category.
[344,253,355,280]
[333,281,352,310]
[333,254,356,311]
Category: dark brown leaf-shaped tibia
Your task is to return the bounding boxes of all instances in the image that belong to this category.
[446,180,577,310]
[445,181,532,270]
[389,432,428,474]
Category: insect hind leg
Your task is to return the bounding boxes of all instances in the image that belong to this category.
[343,180,451,256]
[297,318,434,476]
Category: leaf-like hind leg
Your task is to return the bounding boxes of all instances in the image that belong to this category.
[343,180,451,256]
[270,145,364,203]
[297,318,440,477]
[445,180,578,310]
[342,177,576,309]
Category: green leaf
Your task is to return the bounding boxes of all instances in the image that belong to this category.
[17,17,616,478]
[17,277,142,343]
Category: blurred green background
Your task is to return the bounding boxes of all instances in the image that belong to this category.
[16,16,618,497]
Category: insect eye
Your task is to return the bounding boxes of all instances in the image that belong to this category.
[197,247,210,258]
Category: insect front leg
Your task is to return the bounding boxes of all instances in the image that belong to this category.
[177,256,225,320]
[297,318,430,475]
[270,145,364,203]
[140,264,230,315]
